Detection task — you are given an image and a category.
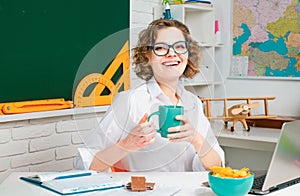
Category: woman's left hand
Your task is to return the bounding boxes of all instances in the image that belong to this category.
[167,115,203,144]
[167,115,222,169]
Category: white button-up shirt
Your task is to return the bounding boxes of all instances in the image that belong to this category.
[76,77,225,171]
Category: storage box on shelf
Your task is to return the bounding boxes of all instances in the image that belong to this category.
[153,3,223,98]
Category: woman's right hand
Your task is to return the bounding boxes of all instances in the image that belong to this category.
[118,113,156,152]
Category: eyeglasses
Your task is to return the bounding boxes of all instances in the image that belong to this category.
[151,41,190,56]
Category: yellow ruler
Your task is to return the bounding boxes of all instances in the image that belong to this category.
[0,98,73,114]
[0,104,4,115]
[73,41,130,107]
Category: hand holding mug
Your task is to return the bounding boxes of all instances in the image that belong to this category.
[167,115,203,145]
[119,113,156,152]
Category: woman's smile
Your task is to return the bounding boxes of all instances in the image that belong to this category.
[162,60,181,67]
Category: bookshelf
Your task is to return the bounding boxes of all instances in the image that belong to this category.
[153,3,224,98]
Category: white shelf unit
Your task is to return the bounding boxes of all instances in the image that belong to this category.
[153,4,223,98]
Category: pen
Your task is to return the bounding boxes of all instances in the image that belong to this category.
[54,172,93,180]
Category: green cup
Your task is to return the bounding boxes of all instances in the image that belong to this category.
[148,105,184,138]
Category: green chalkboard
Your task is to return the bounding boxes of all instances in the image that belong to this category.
[0,0,129,103]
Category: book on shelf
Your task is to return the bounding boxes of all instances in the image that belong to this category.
[20,170,124,195]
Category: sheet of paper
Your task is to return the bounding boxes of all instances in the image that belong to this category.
[42,174,124,194]
[82,185,182,196]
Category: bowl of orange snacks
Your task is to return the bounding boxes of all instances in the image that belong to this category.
[208,166,254,196]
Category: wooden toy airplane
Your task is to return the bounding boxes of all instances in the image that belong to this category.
[200,97,277,132]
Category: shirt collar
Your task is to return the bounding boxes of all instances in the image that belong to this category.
[146,77,184,102]
[146,77,162,100]
[146,77,196,110]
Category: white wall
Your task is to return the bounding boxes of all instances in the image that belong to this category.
[0,110,105,183]
[213,0,300,117]
[130,0,161,87]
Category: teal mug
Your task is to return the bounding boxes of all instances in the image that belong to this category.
[148,105,184,138]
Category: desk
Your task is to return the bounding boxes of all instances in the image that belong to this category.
[1,172,300,196]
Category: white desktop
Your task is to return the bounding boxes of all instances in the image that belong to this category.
[1,172,300,196]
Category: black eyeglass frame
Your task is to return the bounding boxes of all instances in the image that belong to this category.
[151,41,190,56]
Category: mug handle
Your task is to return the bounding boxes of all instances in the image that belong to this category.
[147,111,161,133]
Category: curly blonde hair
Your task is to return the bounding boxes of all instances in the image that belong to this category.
[132,19,201,81]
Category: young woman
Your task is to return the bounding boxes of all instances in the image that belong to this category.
[76,19,224,172]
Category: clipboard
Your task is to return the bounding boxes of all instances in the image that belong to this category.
[20,170,124,195]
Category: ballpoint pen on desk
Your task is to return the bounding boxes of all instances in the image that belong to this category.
[53,172,93,180]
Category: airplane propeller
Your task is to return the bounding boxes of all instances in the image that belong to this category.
[231,102,260,115]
